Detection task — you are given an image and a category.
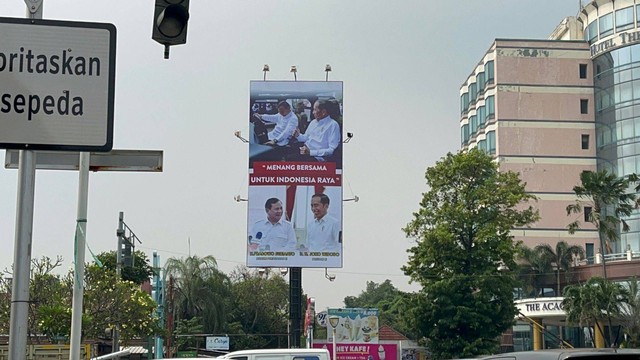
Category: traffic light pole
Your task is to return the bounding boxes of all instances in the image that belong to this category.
[113,212,125,354]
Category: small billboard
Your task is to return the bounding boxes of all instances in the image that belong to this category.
[327,308,379,344]
[247,81,343,268]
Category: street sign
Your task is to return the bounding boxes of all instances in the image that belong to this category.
[206,336,230,350]
[5,149,163,172]
[0,17,116,152]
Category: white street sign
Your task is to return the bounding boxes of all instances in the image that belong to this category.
[206,336,230,351]
[0,17,116,152]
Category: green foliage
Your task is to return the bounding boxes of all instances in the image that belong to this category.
[83,264,160,344]
[567,170,639,256]
[403,150,539,359]
[164,255,231,337]
[343,280,415,338]
[534,241,584,297]
[38,305,72,342]
[516,244,553,298]
[174,316,204,351]
[226,266,290,349]
[562,277,629,347]
[619,277,640,348]
[95,250,154,284]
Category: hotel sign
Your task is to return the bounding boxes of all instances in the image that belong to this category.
[591,30,640,57]
[515,298,565,318]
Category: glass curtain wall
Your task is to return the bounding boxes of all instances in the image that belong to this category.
[593,44,640,253]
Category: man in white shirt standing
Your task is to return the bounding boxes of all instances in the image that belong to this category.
[293,99,341,162]
[252,101,299,146]
[304,193,341,251]
[249,198,297,252]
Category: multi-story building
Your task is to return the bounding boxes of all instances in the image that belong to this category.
[460,0,640,351]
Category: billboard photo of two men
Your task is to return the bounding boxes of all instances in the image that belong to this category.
[246,81,343,268]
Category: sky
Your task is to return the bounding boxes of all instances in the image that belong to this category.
[0,0,583,310]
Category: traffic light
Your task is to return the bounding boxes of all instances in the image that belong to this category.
[152,0,190,58]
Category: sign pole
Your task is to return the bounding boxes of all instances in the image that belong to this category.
[8,150,36,360]
[69,152,90,360]
[8,3,43,359]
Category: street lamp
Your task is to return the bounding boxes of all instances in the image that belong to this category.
[329,315,339,360]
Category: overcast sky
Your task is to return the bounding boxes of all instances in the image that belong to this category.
[1,0,582,309]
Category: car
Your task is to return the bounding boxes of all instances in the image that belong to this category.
[480,348,640,360]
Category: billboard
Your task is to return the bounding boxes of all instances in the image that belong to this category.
[313,343,396,360]
[247,81,343,268]
[327,308,379,344]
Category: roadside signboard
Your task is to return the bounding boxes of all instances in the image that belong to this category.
[327,308,379,344]
[206,336,230,350]
[0,17,116,152]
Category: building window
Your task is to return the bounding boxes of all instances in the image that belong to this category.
[478,106,486,127]
[581,99,589,114]
[477,139,486,152]
[580,64,588,79]
[486,95,495,119]
[487,131,496,155]
[586,243,594,264]
[461,93,469,114]
[486,61,494,83]
[600,13,614,38]
[581,134,589,149]
[477,72,486,94]
[470,115,478,135]
[469,83,477,104]
[587,20,598,42]
[461,124,469,145]
[617,7,635,31]
[584,206,592,222]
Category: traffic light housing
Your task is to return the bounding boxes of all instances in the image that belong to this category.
[152,0,190,57]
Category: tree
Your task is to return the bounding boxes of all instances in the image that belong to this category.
[567,170,639,278]
[343,280,415,339]
[164,255,230,334]
[226,266,290,350]
[619,277,640,348]
[562,277,629,347]
[516,244,553,299]
[95,250,154,284]
[535,241,585,297]
[83,264,160,344]
[403,150,538,359]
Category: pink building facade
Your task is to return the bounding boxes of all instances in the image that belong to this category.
[460,39,598,257]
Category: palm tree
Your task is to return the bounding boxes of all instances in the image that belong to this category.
[517,244,553,298]
[619,277,640,347]
[164,255,231,333]
[566,170,639,279]
[563,277,629,347]
[535,241,585,297]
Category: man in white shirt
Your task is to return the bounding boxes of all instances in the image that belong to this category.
[293,99,341,161]
[304,193,341,251]
[252,101,299,146]
[249,198,297,252]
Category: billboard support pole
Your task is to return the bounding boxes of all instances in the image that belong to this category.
[289,267,302,348]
